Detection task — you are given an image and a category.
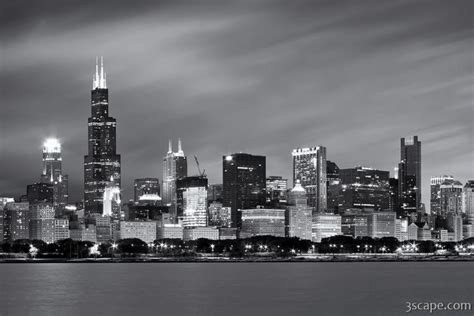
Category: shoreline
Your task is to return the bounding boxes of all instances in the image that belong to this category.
[1,254,473,263]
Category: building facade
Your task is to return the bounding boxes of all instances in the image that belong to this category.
[240,208,285,238]
[430,175,455,216]
[286,181,312,240]
[439,179,463,218]
[3,202,30,242]
[292,146,327,213]
[120,221,157,243]
[29,203,55,243]
[162,139,187,220]
[84,57,121,215]
[463,180,474,224]
[266,176,288,204]
[312,214,342,242]
[223,153,266,228]
[176,176,208,227]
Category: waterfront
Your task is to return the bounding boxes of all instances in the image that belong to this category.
[1,262,472,316]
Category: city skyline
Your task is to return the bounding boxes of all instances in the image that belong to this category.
[1,0,473,209]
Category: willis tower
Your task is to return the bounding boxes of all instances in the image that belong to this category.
[84,57,121,215]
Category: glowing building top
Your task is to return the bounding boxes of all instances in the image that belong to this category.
[92,56,107,89]
[43,138,61,154]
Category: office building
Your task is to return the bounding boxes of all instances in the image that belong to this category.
[463,180,474,224]
[292,146,327,213]
[84,57,121,215]
[430,175,454,216]
[266,176,288,204]
[3,202,30,242]
[341,212,369,238]
[29,203,55,243]
[439,179,463,217]
[367,212,396,238]
[286,181,312,240]
[40,138,69,216]
[27,182,53,204]
[398,136,421,216]
[207,184,223,203]
[103,179,122,220]
[156,224,184,240]
[183,227,219,241]
[176,176,208,227]
[223,153,266,228]
[134,178,160,203]
[339,167,390,212]
[70,224,97,243]
[120,221,157,243]
[54,219,70,241]
[312,214,341,242]
[162,139,187,221]
[240,208,285,238]
[208,202,232,228]
[327,161,341,213]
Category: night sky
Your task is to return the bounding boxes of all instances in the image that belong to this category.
[1,0,473,210]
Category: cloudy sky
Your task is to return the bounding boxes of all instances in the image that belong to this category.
[1,0,473,210]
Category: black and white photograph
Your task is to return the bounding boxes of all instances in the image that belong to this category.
[1,0,473,315]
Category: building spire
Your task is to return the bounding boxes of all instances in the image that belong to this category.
[178,138,183,153]
[168,139,172,153]
[93,56,99,89]
[99,56,106,89]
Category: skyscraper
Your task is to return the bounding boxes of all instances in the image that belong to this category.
[292,146,327,213]
[84,57,121,215]
[176,176,208,227]
[439,179,463,218]
[339,166,390,212]
[223,153,266,228]
[40,138,69,216]
[430,175,454,216]
[286,181,312,240]
[162,139,187,221]
[463,180,474,225]
[398,136,421,217]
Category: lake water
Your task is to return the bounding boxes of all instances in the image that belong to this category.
[0,262,472,316]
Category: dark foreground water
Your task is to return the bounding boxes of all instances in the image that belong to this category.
[0,262,472,316]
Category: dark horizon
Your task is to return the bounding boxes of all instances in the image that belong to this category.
[1,0,473,209]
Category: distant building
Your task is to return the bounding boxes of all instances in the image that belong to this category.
[177,176,208,227]
[219,227,238,240]
[134,178,160,202]
[398,136,421,216]
[339,166,390,212]
[341,212,369,238]
[3,202,30,242]
[240,208,285,238]
[54,219,70,241]
[207,184,223,203]
[463,180,474,224]
[326,161,341,213]
[286,181,312,240]
[29,203,55,243]
[183,227,219,241]
[70,224,97,243]
[40,138,69,216]
[388,178,399,214]
[266,176,288,204]
[430,175,454,216]
[156,224,183,240]
[447,214,463,242]
[395,218,409,241]
[407,223,419,240]
[208,202,232,228]
[120,221,157,243]
[223,153,266,228]
[440,179,463,217]
[312,214,341,242]
[162,139,187,221]
[92,215,112,243]
[137,194,163,206]
[27,182,53,204]
[292,146,327,213]
[103,179,122,220]
[367,212,396,239]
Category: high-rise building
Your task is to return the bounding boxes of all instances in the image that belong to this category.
[120,221,157,243]
[326,160,341,213]
[398,136,421,216]
[430,175,454,216]
[162,139,187,220]
[207,184,223,203]
[3,202,30,242]
[338,167,390,212]
[439,179,463,218]
[26,182,53,204]
[266,176,288,204]
[176,176,208,227]
[54,219,70,241]
[223,153,266,228]
[134,178,160,203]
[312,214,341,242]
[40,138,69,216]
[463,180,474,224]
[388,177,399,214]
[208,202,232,228]
[367,212,396,238]
[286,181,312,240]
[84,57,121,215]
[292,146,327,213]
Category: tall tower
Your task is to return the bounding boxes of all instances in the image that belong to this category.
[292,146,327,214]
[430,175,454,216]
[398,136,421,217]
[162,139,187,221]
[40,138,68,215]
[222,153,266,228]
[84,57,121,215]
